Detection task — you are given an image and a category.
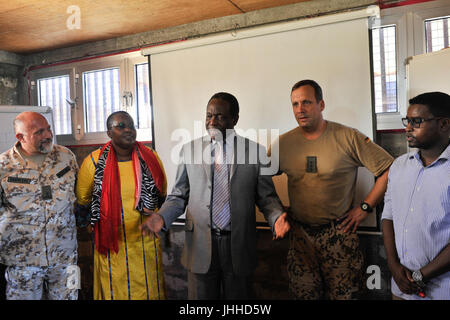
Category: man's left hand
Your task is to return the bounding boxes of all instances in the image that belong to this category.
[337,207,368,233]
[274,212,290,239]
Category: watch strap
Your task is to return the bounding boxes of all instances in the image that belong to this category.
[360,201,373,213]
[412,270,426,288]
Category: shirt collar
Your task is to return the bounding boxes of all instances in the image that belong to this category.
[209,129,236,146]
[12,141,26,164]
[440,143,450,160]
[12,141,57,168]
[409,143,450,166]
[209,130,235,164]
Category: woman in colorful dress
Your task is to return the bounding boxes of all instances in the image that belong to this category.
[76,111,167,300]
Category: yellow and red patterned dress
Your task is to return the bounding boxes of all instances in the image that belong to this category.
[76,148,166,300]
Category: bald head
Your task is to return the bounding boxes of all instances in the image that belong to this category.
[14,111,53,155]
[14,112,46,134]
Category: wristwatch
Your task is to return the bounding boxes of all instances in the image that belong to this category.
[412,270,426,288]
[360,201,373,213]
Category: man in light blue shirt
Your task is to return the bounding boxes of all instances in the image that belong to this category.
[382,91,450,300]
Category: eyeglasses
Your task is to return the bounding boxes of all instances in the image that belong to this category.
[401,117,442,128]
[111,121,136,130]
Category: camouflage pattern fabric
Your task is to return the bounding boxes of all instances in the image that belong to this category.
[287,220,364,300]
[0,142,78,267]
[5,265,79,300]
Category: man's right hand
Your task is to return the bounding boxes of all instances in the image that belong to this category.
[140,213,164,238]
[388,261,421,294]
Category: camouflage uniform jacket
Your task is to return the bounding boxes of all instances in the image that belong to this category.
[0,142,78,267]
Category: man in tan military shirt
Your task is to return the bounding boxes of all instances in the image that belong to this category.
[272,80,393,299]
[0,111,79,300]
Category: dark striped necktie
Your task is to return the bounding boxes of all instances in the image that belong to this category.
[212,143,230,230]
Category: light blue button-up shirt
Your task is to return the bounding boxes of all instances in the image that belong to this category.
[382,144,450,300]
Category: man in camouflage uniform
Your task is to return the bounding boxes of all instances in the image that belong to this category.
[272,80,393,299]
[0,111,79,300]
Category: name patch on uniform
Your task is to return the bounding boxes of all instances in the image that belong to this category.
[7,177,31,184]
[306,156,317,173]
[56,166,70,178]
[41,185,52,200]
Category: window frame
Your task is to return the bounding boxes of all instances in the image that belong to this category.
[371,24,399,114]
[371,10,407,130]
[133,61,153,130]
[373,0,450,130]
[30,67,76,139]
[74,57,124,145]
[30,51,150,146]
[424,15,450,53]
[412,6,450,54]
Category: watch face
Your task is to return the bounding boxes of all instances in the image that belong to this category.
[413,271,422,282]
[360,202,373,212]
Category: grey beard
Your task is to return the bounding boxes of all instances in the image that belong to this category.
[39,141,53,154]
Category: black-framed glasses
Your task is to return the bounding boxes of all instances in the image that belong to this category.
[401,117,442,128]
[111,121,136,130]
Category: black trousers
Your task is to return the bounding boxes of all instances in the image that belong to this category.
[187,233,250,300]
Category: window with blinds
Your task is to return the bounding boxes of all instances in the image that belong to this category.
[31,51,152,145]
[83,67,121,133]
[135,63,152,129]
[371,25,398,113]
[425,16,450,52]
[38,75,72,135]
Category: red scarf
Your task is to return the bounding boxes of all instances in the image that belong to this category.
[94,141,164,255]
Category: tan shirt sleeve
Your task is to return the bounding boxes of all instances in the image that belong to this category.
[348,129,393,177]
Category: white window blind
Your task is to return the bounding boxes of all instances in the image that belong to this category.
[38,75,72,135]
[135,63,152,129]
[372,25,397,113]
[83,67,121,133]
[425,16,450,52]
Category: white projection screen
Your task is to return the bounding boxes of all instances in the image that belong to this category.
[143,7,380,231]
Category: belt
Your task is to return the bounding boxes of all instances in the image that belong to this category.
[292,218,338,236]
[211,229,231,236]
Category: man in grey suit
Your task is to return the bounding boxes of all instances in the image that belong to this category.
[141,92,290,299]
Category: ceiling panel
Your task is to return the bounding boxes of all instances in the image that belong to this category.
[0,0,315,54]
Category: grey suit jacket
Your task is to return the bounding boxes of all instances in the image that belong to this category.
[158,134,284,276]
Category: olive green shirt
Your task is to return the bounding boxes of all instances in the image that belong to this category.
[276,121,393,225]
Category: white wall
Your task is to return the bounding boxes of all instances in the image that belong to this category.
[146,8,380,227]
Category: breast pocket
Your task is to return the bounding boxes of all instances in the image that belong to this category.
[53,167,77,212]
[55,166,76,191]
[1,177,41,217]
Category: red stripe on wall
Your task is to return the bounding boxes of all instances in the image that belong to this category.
[378,0,437,10]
